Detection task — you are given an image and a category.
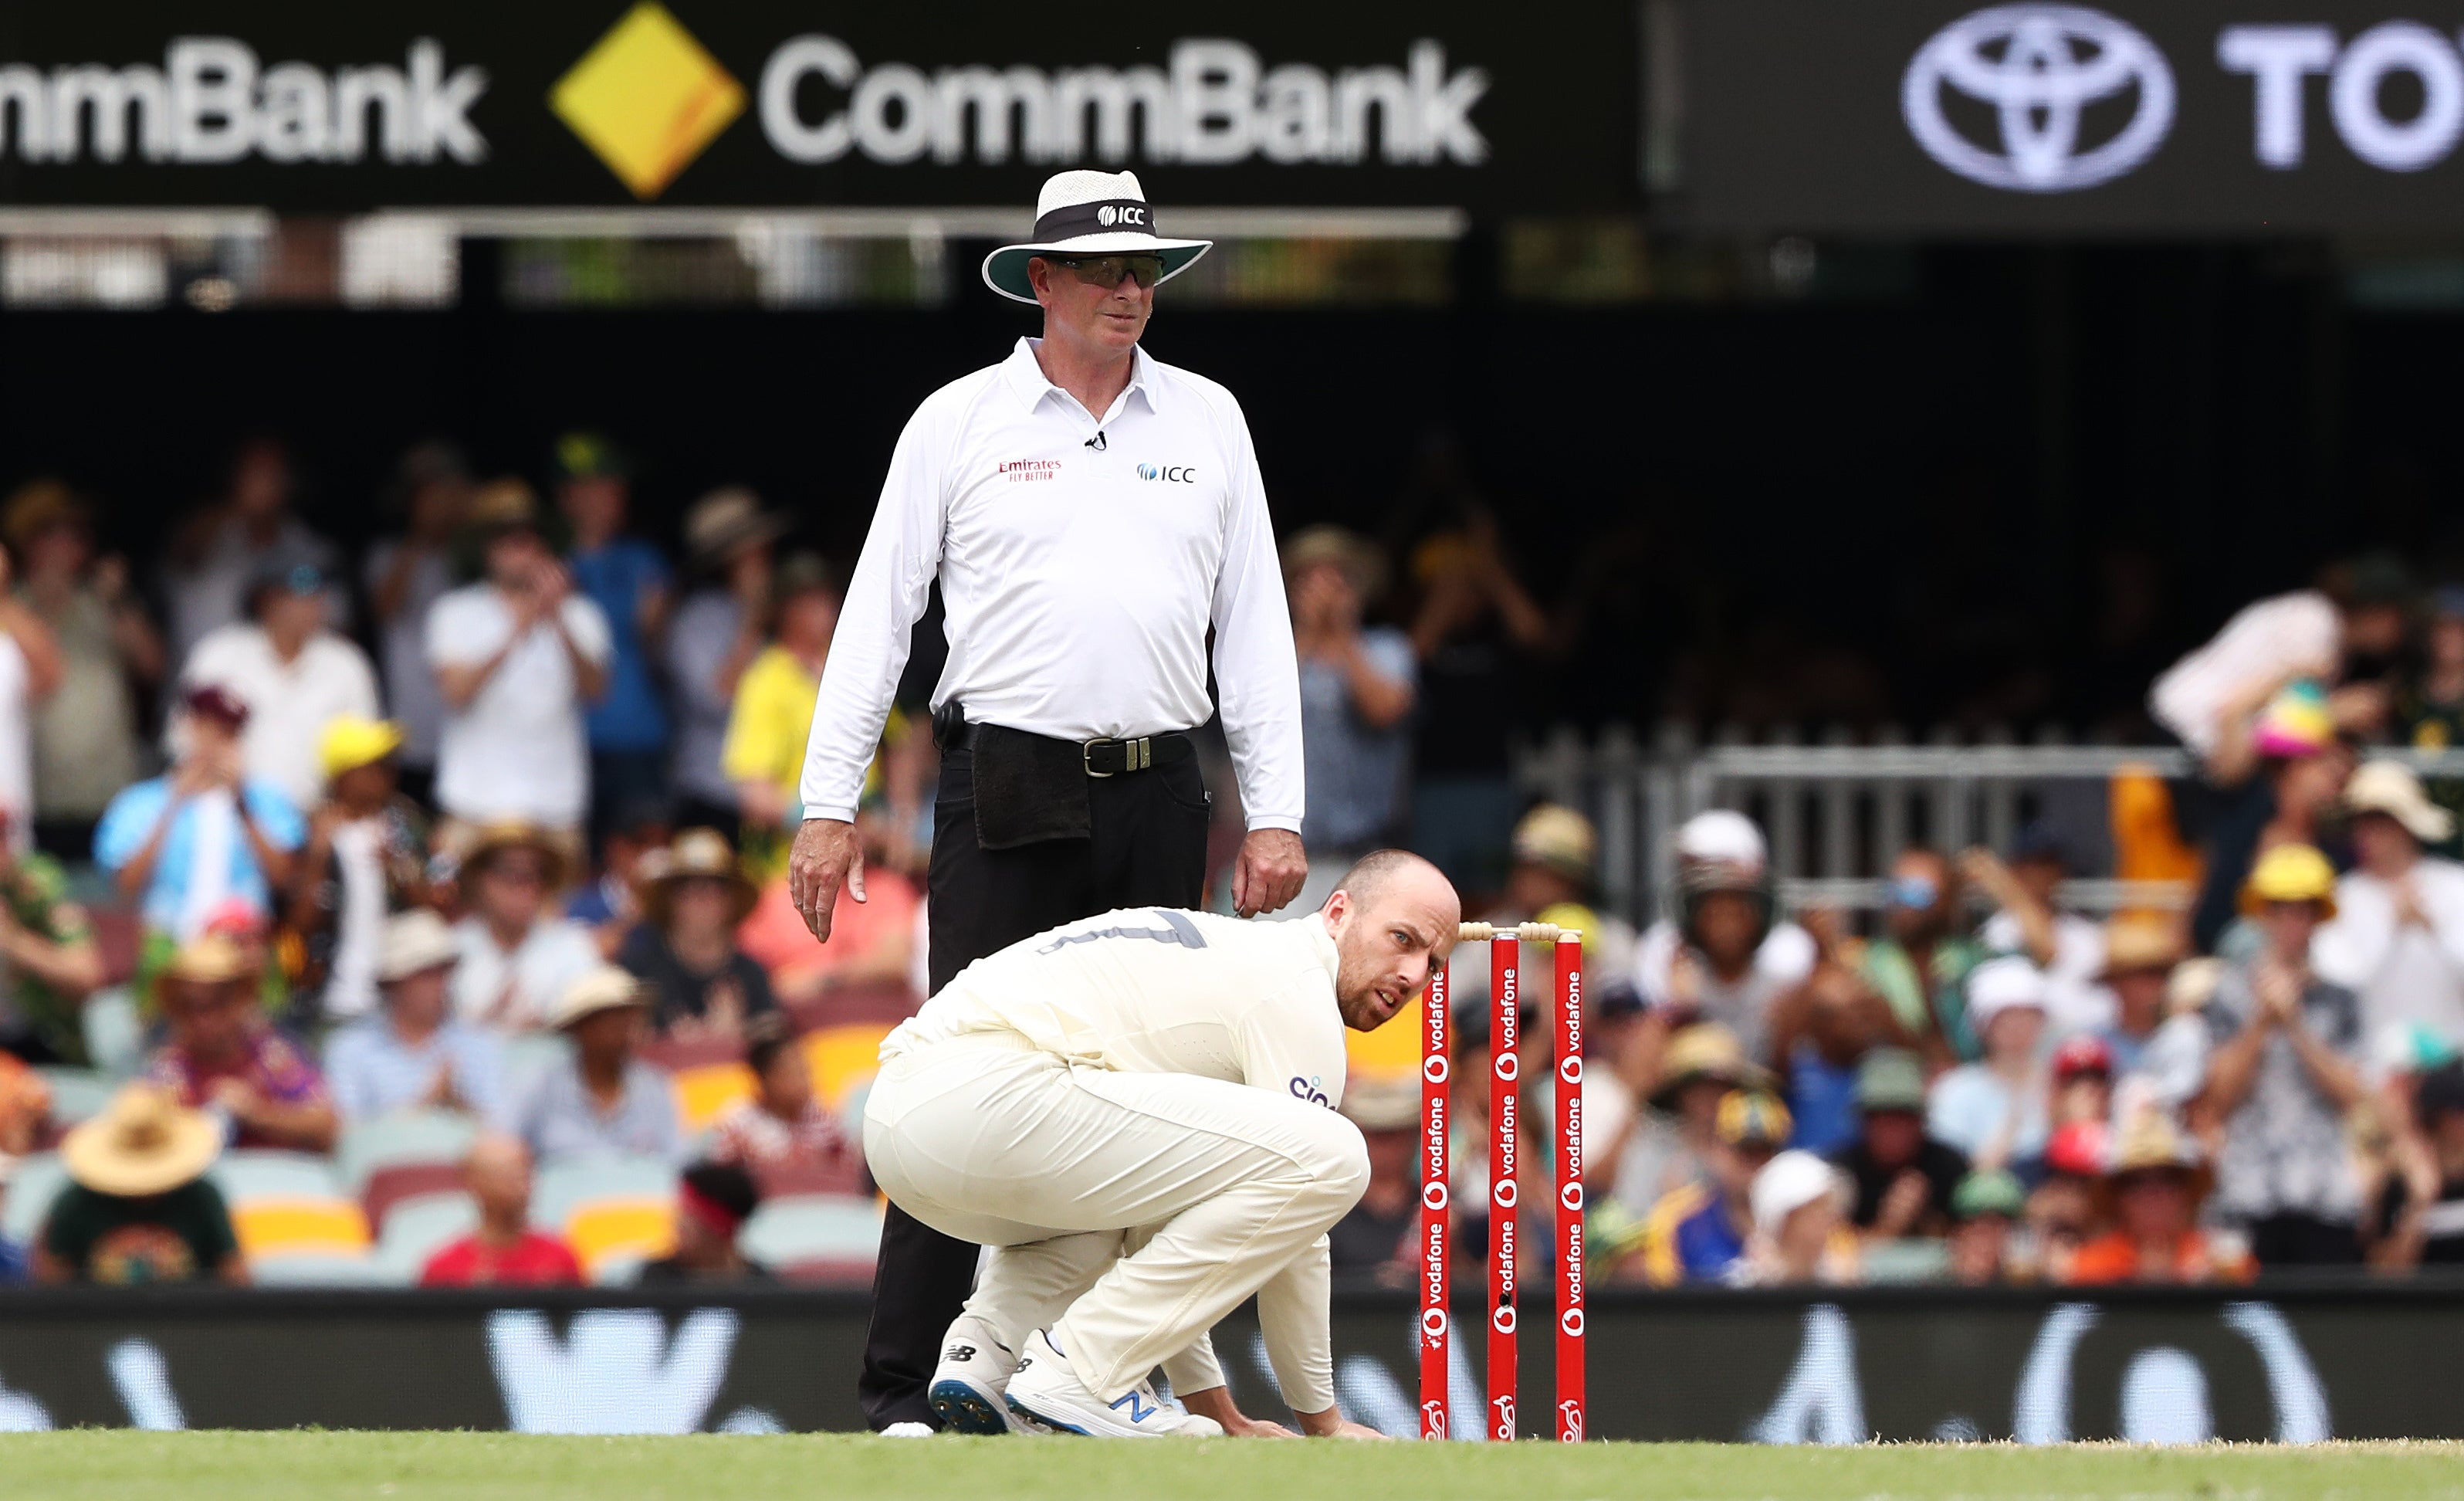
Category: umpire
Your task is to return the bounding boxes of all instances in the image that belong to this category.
[790,168,1310,1433]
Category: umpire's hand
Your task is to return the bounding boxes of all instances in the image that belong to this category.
[790,818,866,940]
[1232,828,1309,918]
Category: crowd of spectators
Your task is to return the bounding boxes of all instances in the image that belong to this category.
[0,436,923,1288]
[1318,554,2464,1288]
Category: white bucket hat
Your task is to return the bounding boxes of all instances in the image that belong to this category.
[981,170,1213,305]
[2347,758,2456,845]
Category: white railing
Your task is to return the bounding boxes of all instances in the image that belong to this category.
[1514,726,2464,927]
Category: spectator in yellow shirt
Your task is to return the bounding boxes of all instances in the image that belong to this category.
[721,554,912,879]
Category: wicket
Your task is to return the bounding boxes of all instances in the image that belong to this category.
[1419,920,1583,1442]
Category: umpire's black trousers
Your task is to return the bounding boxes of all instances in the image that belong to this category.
[856,734,1211,1430]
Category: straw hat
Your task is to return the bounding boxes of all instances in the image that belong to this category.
[2347,758,2456,845]
[2095,913,2185,980]
[549,966,650,1031]
[62,1084,221,1198]
[682,486,790,571]
[160,933,251,988]
[980,170,1212,304]
[2099,1109,2213,1205]
[638,827,756,928]
[2,478,87,551]
[377,909,460,984]
[458,820,570,893]
[1281,525,1389,604]
[1512,804,1598,884]
[1647,1022,1766,1110]
[2240,843,2339,920]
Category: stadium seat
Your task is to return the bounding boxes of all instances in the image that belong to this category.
[362,1161,469,1233]
[750,1156,866,1200]
[530,1155,678,1228]
[671,1062,756,1136]
[801,1023,895,1110]
[374,1191,479,1280]
[34,1066,112,1127]
[210,1149,344,1205]
[1863,1238,1954,1284]
[740,1193,882,1281]
[251,1251,398,1286]
[2,1152,67,1246]
[565,1198,675,1279]
[232,1195,372,1262]
[502,1033,574,1104]
[77,987,146,1080]
[335,1110,482,1197]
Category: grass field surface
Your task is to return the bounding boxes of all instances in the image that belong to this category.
[4,1433,2462,1501]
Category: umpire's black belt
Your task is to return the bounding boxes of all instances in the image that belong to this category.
[940,712,1196,850]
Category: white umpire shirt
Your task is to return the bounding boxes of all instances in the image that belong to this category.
[800,337,1304,831]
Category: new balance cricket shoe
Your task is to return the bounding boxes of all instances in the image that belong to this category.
[928,1317,1040,1435]
[1001,1329,1224,1438]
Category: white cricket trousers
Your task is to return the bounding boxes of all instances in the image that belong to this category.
[862,1032,1369,1403]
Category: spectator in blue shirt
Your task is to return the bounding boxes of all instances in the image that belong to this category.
[325,909,507,1125]
[1284,527,1416,859]
[516,966,679,1164]
[553,433,672,840]
[94,684,305,944]
[1636,1089,1790,1283]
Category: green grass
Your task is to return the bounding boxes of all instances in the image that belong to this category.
[5,1433,2464,1501]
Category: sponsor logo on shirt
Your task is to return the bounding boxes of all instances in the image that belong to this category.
[999,459,1061,482]
[1289,1074,1332,1106]
[1135,462,1196,483]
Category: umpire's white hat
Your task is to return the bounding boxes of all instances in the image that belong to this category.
[981,170,1213,304]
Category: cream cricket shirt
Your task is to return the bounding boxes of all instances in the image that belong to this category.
[884,906,1349,1107]
[799,338,1304,831]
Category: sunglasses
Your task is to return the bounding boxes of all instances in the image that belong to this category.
[1049,254,1166,289]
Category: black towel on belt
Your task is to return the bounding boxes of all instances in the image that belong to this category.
[970,723,1092,850]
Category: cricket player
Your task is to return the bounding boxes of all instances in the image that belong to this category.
[861,850,1457,1438]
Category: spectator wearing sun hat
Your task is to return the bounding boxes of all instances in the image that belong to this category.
[665,488,794,832]
[553,432,675,842]
[95,683,306,947]
[1833,1048,1970,1241]
[36,1083,242,1285]
[1634,811,1816,1069]
[324,910,506,1126]
[2065,1110,2254,1285]
[2191,843,2368,1268]
[289,717,431,1026]
[514,966,679,1164]
[617,827,777,1042]
[1925,957,2053,1171]
[144,933,336,1154]
[1739,1148,1858,1286]
[1947,1167,2029,1285]
[2314,759,2464,1048]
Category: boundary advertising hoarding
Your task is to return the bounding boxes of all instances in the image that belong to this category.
[1674,0,2464,232]
[0,3,1636,213]
[0,1284,2459,1440]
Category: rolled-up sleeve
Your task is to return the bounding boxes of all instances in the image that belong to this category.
[1209,398,1305,833]
[799,407,947,823]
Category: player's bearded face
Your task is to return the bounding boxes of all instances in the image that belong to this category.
[1331,892,1458,1032]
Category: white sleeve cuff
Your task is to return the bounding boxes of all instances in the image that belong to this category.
[800,804,858,825]
[1244,815,1304,835]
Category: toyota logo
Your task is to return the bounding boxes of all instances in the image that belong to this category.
[1901,5,2175,192]
[1423,1054,1449,1084]
[1423,1180,1449,1211]
[1420,1307,1448,1338]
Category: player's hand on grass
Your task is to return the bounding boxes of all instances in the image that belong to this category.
[1179,1386,1295,1437]
[1293,1405,1391,1440]
[789,817,865,941]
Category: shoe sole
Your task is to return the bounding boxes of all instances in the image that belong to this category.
[1005,1391,1094,1437]
[932,1377,1031,1436]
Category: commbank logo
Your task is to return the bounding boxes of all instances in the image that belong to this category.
[553,2,745,200]
[1901,5,2175,192]
[1135,462,1196,483]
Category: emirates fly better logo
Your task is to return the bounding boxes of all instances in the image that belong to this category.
[1902,5,2175,191]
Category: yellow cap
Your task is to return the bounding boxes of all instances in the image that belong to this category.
[2241,843,2339,920]
[320,717,403,782]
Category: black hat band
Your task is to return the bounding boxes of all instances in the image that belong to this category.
[1030,198,1158,242]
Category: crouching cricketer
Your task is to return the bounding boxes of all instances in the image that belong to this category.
[861,850,1459,1438]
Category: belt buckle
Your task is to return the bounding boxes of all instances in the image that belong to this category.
[1083,738,1115,778]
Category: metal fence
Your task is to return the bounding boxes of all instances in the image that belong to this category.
[1513,727,2464,929]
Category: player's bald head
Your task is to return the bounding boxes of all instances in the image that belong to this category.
[1330,849,1452,915]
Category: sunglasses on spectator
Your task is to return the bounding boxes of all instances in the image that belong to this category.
[1884,875,1940,910]
[1048,255,1166,289]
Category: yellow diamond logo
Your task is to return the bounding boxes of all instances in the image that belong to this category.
[552,3,746,201]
